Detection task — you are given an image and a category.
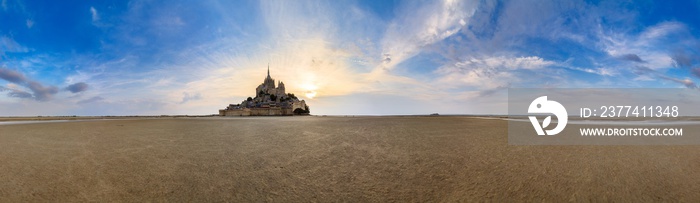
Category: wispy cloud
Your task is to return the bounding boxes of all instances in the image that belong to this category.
[633,66,697,89]
[380,0,478,70]
[0,85,31,99]
[563,66,615,77]
[0,36,29,56]
[638,21,685,41]
[598,21,689,70]
[25,19,33,28]
[435,56,555,89]
[671,50,699,68]
[180,92,201,104]
[77,96,103,104]
[595,20,700,90]
[90,6,99,22]
[8,89,32,98]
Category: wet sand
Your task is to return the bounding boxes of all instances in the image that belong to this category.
[0,116,698,201]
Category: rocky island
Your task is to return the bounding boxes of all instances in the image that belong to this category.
[219,65,309,116]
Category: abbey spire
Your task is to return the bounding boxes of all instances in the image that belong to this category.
[263,63,275,90]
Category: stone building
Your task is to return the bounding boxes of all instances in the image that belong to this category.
[219,65,310,116]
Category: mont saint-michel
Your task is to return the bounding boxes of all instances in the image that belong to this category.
[218,66,310,116]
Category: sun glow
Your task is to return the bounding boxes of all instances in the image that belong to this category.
[305,90,317,99]
[300,82,319,99]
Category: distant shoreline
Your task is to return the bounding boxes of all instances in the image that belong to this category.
[3,114,697,122]
[0,114,498,122]
[0,115,218,122]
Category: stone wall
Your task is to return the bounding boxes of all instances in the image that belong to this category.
[219,107,294,116]
[220,108,251,116]
[292,100,307,111]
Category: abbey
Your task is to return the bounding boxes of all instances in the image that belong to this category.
[219,65,310,116]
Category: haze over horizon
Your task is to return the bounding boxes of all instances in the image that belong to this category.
[1,0,700,116]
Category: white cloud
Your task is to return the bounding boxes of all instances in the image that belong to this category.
[159,16,184,27]
[260,0,337,40]
[566,66,615,76]
[633,75,654,82]
[180,92,201,104]
[456,56,554,70]
[592,21,700,89]
[380,0,478,70]
[638,21,685,41]
[435,56,555,89]
[0,36,29,56]
[90,6,99,22]
[469,0,599,53]
[26,19,33,28]
[599,21,690,70]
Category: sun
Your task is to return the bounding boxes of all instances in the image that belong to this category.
[305,90,317,99]
[301,83,318,99]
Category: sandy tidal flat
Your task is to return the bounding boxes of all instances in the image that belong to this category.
[0,116,699,201]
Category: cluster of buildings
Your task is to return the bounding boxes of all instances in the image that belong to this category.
[219,66,309,116]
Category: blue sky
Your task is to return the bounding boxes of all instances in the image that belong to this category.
[1,0,700,116]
